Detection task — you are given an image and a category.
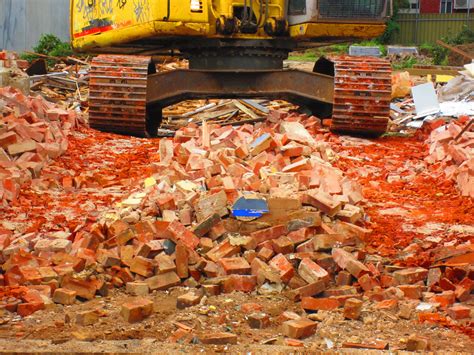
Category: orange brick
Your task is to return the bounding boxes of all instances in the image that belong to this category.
[17,302,44,317]
[398,285,423,299]
[52,288,76,305]
[250,225,287,244]
[282,318,317,339]
[447,305,470,320]
[298,258,329,284]
[120,297,154,323]
[343,298,363,320]
[175,243,189,279]
[218,257,251,275]
[269,253,294,283]
[301,297,339,311]
[222,275,257,293]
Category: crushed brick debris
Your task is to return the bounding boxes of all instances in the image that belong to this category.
[425,117,473,198]
[0,87,85,206]
[0,88,472,349]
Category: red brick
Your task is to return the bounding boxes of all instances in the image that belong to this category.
[358,274,378,291]
[209,221,227,240]
[250,225,287,244]
[271,236,294,254]
[126,282,150,296]
[295,239,314,253]
[298,258,329,284]
[406,335,431,351]
[284,338,305,347]
[447,305,471,320]
[439,278,456,291]
[251,257,282,285]
[146,271,180,291]
[282,318,317,339]
[52,288,76,305]
[378,298,400,310]
[61,276,96,300]
[166,221,199,250]
[218,257,251,275]
[301,297,339,311]
[120,297,154,323]
[432,291,456,308]
[202,284,221,296]
[206,239,240,262]
[257,247,274,262]
[130,256,155,278]
[303,189,342,216]
[175,243,189,278]
[76,309,100,326]
[336,271,352,286]
[248,312,270,329]
[269,253,294,283]
[393,268,428,285]
[332,248,369,278]
[398,285,423,299]
[312,234,354,251]
[192,213,220,237]
[380,274,397,288]
[199,332,237,345]
[17,302,44,317]
[241,302,263,313]
[287,228,312,244]
[343,298,363,320]
[0,131,18,148]
[222,275,257,293]
[427,267,442,287]
[177,292,203,309]
[287,280,326,302]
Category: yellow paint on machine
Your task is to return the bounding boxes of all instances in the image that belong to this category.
[70,0,213,51]
[289,23,387,39]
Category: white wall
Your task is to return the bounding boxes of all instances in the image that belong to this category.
[0,0,70,52]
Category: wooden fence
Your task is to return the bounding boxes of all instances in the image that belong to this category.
[394,13,474,45]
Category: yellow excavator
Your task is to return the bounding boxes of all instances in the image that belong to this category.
[70,0,393,137]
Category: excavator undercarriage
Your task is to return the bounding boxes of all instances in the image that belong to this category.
[89,49,391,137]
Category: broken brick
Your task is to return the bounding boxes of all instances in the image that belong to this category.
[301,297,339,311]
[199,332,237,345]
[52,288,76,305]
[282,318,317,339]
[247,312,270,329]
[177,291,202,309]
[126,282,150,296]
[146,271,180,291]
[393,268,428,285]
[343,298,363,320]
[120,298,154,323]
[218,257,251,275]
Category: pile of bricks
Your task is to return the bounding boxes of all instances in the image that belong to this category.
[0,51,30,94]
[425,116,473,198]
[0,86,82,206]
[0,111,472,340]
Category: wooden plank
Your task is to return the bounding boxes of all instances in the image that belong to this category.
[436,40,474,60]
[232,100,260,119]
[407,67,461,76]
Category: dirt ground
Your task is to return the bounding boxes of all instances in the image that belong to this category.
[1,124,473,352]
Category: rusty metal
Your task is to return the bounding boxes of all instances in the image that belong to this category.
[146,69,334,108]
[330,56,392,136]
[89,55,154,136]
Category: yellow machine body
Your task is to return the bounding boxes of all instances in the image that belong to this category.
[71,0,389,52]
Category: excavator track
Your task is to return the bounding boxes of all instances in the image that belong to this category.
[89,55,154,137]
[330,56,392,136]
